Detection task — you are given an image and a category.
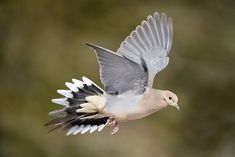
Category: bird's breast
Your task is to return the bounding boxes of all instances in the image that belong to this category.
[102,92,145,121]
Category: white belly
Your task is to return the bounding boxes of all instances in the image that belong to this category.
[102,92,148,121]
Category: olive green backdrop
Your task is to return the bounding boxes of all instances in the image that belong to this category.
[0,0,235,157]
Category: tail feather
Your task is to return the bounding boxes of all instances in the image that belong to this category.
[46,77,109,135]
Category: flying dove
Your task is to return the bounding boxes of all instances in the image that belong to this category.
[45,12,179,135]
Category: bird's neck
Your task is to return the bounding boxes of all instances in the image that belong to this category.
[138,88,167,112]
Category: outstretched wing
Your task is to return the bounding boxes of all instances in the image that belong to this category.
[85,43,148,95]
[117,12,173,87]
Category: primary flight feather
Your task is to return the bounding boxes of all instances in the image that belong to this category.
[46,12,179,135]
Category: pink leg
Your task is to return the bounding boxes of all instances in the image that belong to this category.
[107,118,119,134]
[111,123,119,134]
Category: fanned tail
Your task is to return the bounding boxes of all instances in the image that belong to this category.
[45,76,109,135]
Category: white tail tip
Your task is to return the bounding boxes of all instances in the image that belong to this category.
[57,89,73,98]
[65,82,79,92]
[51,98,69,107]
[82,76,92,86]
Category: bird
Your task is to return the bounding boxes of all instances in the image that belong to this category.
[45,12,179,135]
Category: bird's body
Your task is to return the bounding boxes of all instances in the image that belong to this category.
[103,91,143,121]
[101,88,167,121]
[46,12,179,135]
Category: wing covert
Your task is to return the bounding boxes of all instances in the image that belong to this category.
[85,43,148,95]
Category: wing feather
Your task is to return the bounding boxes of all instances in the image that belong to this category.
[85,43,148,94]
[117,12,173,87]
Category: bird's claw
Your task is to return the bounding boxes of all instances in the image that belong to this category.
[107,118,119,134]
[107,120,116,127]
[111,125,119,134]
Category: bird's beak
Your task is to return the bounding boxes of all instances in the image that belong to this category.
[175,104,180,111]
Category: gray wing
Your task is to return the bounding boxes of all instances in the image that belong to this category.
[85,43,148,94]
[117,12,173,87]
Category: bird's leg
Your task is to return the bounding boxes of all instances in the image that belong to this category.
[107,118,119,134]
[111,123,119,134]
[107,118,116,126]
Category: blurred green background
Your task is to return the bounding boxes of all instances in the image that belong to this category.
[0,0,235,157]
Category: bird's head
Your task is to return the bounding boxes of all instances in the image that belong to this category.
[163,90,179,111]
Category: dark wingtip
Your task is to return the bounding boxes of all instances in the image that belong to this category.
[84,42,96,49]
[84,42,91,46]
[84,42,105,54]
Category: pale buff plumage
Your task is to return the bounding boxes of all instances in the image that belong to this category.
[85,88,178,122]
[46,12,179,135]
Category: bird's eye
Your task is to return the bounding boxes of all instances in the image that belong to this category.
[169,97,172,100]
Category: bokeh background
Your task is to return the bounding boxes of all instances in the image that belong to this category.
[0,0,235,157]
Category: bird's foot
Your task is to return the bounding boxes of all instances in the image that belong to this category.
[107,118,119,135]
[111,124,119,134]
